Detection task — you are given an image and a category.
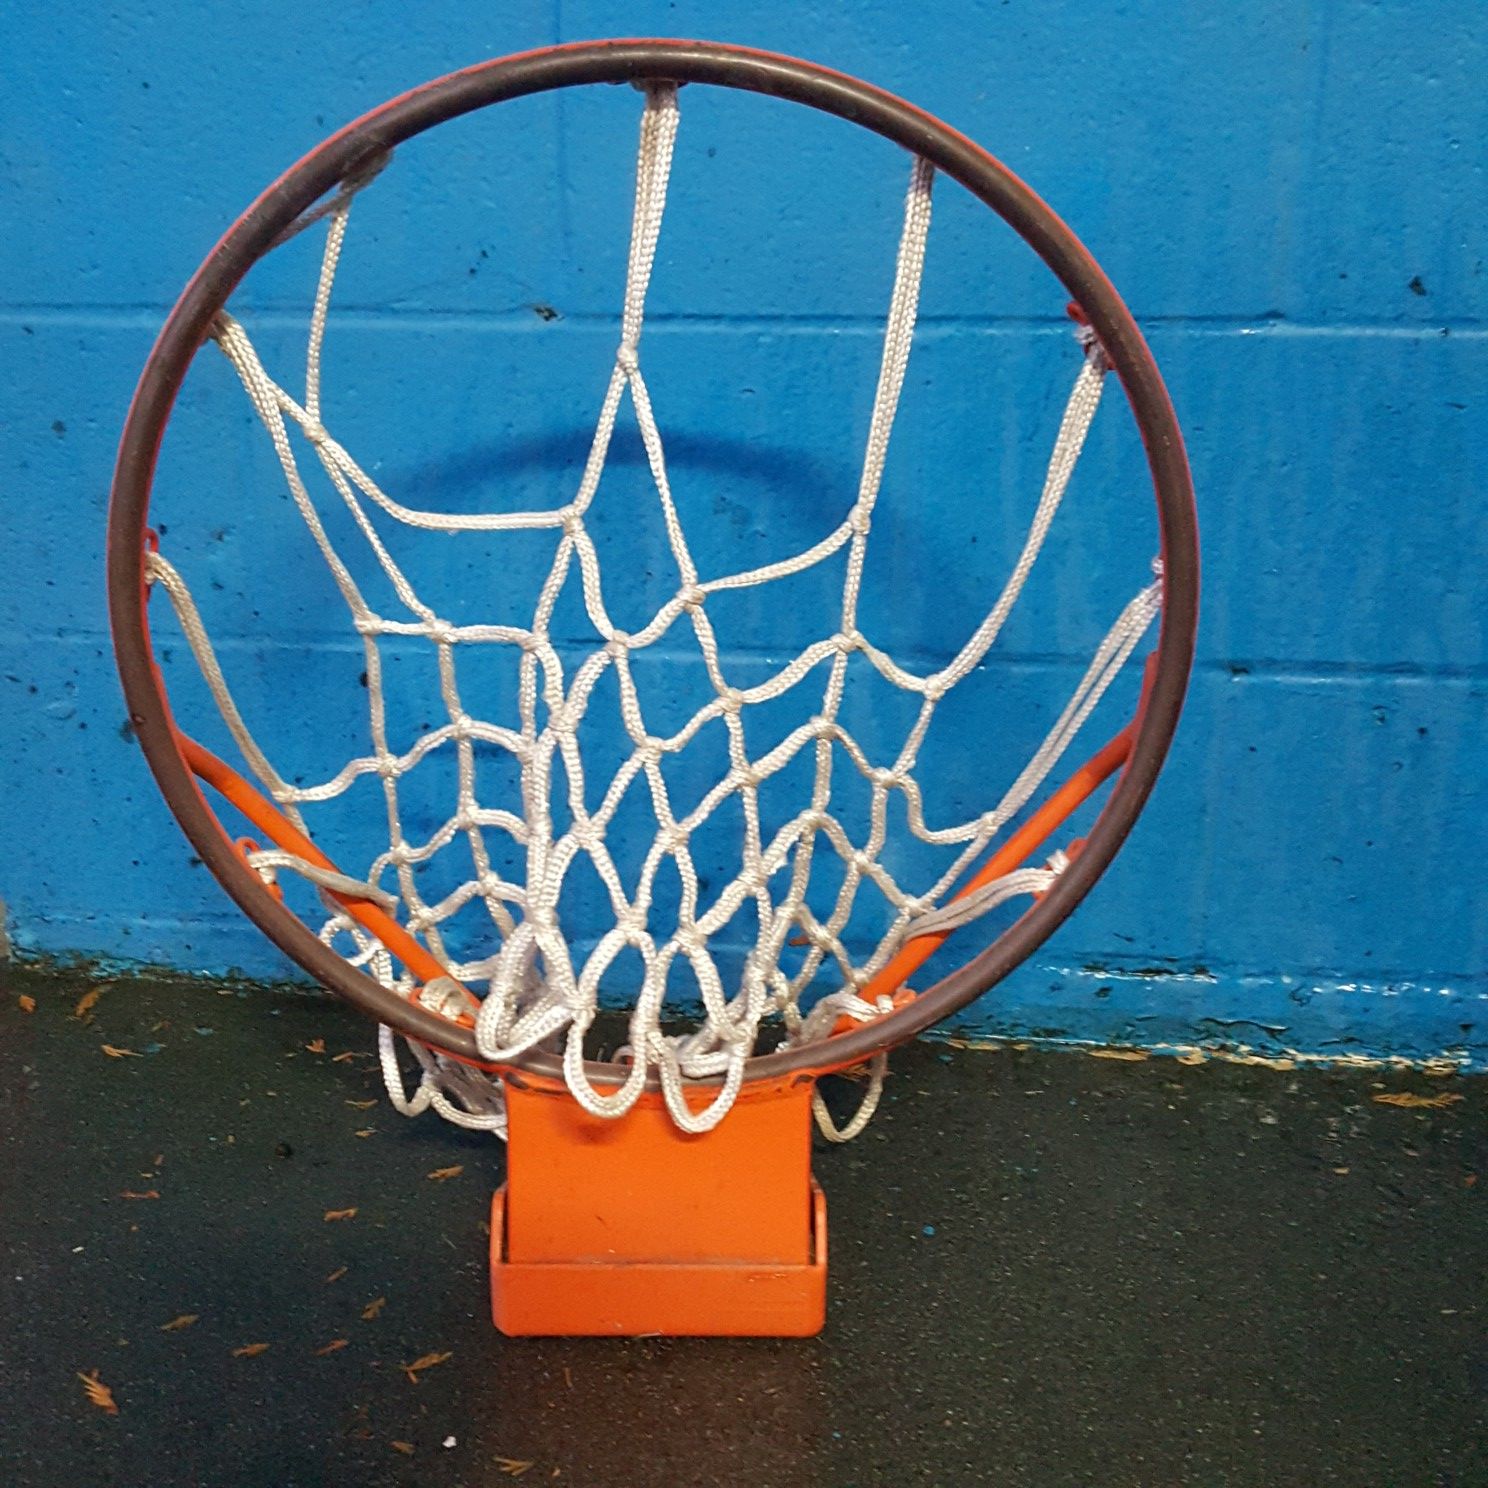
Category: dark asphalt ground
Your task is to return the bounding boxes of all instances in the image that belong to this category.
[1,963,1483,1487]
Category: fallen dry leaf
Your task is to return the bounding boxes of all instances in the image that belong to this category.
[100,1045,141,1059]
[1090,1048,1149,1062]
[391,1441,415,1456]
[160,1314,199,1332]
[119,1190,160,1201]
[496,1458,534,1477]
[324,1207,358,1223]
[74,984,110,1020]
[361,1296,386,1320]
[331,1052,356,1064]
[354,1128,376,1139]
[17,994,36,1014]
[402,1350,452,1383]
[345,1099,377,1110]
[305,1038,327,1054]
[426,1166,464,1182]
[1372,1091,1464,1110]
[77,1369,119,1415]
[325,1265,349,1283]
[231,1343,270,1358]
[314,1338,349,1356]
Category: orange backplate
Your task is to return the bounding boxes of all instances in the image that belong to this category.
[490,1071,827,1337]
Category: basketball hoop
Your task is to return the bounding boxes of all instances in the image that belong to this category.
[109,40,1197,1335]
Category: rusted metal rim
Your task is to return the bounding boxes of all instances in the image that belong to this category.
[108,39,1199,1085]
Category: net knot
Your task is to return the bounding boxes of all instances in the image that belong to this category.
[616,345,640,374]
[849,503,873,536]
[1073,318,1111,372]
[719,686,745,715]
[427,619,456,645]
[303,418,330,447]
[606,632,631,658]
[418,976,471,1019]
[681,583,706,610]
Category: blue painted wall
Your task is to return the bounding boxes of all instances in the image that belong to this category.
[2,2,1484,1064]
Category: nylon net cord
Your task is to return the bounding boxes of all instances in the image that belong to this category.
[147,84,1160,1138]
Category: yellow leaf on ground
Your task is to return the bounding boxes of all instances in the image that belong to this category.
[305,1038,326,1053]
[325,1265,349,1283]
[391,1441,415,1456]
[496,1458,535,1477]
[345,1099,377,1110]
[17,994,36,1014]
[101,1045,141,1058]
[324,1207,358,1222]
[354,1128,376,1139]
[426,1166,464,1182]
[77,1370,119,1414]
[331,1052,357,1063]
[120,1190,160,1201]
[74,984,110,1020]
[314,1338,349,1356]
[1090,1048,1150,1062]
[232,1343,270,1358]
[361,1296,386,1320]
[402,1350,452,1383]
[1372,1091,1463,1109]
[160,1314,199,1332]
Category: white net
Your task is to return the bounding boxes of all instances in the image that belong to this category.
[149,84,1160,1137]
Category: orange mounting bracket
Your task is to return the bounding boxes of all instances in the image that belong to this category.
[490,1070,826,1337]
[175,690,1153,1339]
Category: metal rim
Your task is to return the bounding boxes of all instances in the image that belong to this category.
[108,38,1199,1085]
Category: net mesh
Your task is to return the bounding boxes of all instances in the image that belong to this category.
[149,84,1160,1136]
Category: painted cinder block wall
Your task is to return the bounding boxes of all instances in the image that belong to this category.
[1,2,1483,1063]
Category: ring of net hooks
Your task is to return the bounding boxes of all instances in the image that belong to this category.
[108,40,1198,1120]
